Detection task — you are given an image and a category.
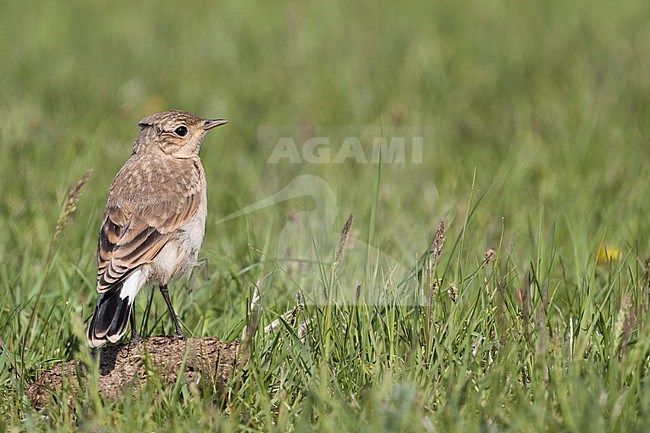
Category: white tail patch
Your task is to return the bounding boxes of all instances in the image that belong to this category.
[119,268,149,303]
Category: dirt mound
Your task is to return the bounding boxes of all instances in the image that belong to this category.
[27,337,240,409]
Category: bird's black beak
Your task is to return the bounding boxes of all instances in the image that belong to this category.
[202,119,228,130]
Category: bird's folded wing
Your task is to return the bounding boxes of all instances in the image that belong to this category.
[96,163,202,294]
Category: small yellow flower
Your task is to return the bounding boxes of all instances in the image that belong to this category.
[597,245,622,265]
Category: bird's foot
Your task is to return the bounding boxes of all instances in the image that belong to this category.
[167,331,185,340]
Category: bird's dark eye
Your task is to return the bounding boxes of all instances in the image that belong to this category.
[174,126,188,137]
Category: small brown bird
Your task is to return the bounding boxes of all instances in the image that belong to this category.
[87,110,227,348]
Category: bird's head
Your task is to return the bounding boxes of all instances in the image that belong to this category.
[134,109,227,157]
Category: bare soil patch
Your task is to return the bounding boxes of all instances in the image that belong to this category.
[27,337,240,409]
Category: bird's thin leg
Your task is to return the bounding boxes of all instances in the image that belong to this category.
[129,308,142,343]
[159,284,184,339]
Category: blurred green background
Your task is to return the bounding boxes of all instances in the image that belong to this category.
[1,0,650,430]
[2,0,648,270]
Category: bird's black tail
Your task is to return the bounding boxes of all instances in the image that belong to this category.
[87,285,133,348]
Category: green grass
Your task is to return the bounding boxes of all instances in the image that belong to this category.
[1,0,650,431]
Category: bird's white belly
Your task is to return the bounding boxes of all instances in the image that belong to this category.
[148,197,207,285]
